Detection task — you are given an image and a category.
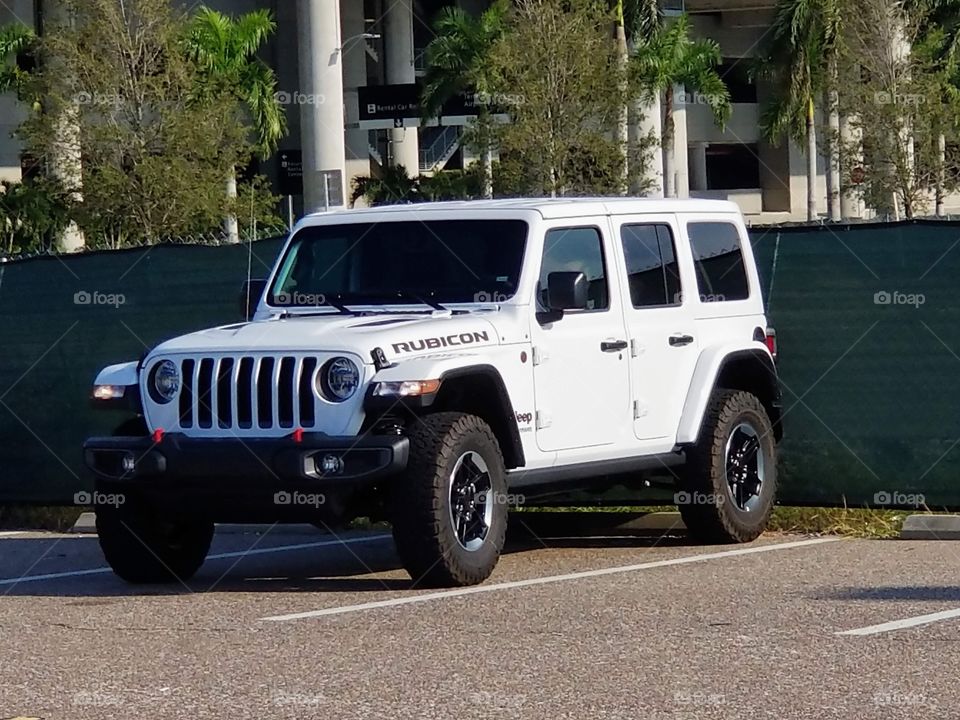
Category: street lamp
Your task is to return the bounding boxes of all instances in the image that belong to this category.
[336,32,381,54]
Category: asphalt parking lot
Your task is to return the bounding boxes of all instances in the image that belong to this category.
[1,517,959,719]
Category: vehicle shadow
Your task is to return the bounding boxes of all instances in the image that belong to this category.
[0,512,691,597]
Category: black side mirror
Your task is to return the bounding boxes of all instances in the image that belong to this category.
[537,271,589,324]
[548,271,589,311]
[239,278,268,321]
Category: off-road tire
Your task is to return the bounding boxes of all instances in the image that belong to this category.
[391,412,508,587]
[679,390,777,544]
[96,504,214,584]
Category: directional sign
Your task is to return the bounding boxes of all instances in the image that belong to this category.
[278,150,303,196]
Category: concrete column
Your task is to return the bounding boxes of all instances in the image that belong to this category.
[384,0,419,175]
[297,0,347,213]
[671,85,690,198]
[631,93,663,197]
[341,0,370,198]
[690,142,708,192]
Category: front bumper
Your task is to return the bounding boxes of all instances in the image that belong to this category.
[83,432,409,488]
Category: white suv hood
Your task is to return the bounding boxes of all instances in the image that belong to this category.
[149,311,502,364]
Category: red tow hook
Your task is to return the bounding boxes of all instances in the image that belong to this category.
[292,428,304,443]
[152,428,165,444]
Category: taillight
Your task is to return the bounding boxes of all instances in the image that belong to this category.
[765,328,778,360]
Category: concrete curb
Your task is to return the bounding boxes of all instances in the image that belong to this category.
[900,514,960,540]
[69,512,97,534]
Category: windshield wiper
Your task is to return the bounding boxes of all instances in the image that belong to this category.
[392,290,448,313]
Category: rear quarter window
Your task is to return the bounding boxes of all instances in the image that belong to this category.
[686,222,750,302]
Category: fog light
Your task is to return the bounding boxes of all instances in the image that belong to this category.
[121,454,136,473]
[318,454,344,475]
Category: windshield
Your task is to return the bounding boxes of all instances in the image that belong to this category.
[269,220,529,307]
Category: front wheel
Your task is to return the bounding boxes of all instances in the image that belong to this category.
[678,390,777,544]
[391,412,508,587]
[96,503,214,584]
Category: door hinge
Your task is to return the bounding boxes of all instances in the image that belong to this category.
[633,400,648,419]
[630,338,641,357]
[536,410,552,429]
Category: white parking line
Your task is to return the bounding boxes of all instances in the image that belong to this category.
[263,536,840,622]
[0,534,392,587]
[837,608,960,636]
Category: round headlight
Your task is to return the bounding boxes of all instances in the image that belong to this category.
[151,359,180,403]
[317,357,359,402]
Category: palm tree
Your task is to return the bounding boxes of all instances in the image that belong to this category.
[0,23,37,103]
[612,0,661,193]
[756,0,845,221]
[422,1,506,199]
[632,14,731,198]
[184,7,286,243]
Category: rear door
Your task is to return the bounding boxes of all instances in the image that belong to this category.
[611,215,700,441]
[529,222,632,452]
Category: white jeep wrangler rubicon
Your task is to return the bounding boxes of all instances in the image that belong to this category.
[85,198,782,587]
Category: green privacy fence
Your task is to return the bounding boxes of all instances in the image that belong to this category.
[0,221,959,507]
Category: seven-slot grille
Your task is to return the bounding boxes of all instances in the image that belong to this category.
[175,355,320,431]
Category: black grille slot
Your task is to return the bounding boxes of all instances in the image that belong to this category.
[278,357,295,428]
[299,357,317,427]
[257,357,275,428]
[237,357,254,428]
[179,359,195,427]
[216,358,234,428]
[197,358,214,428]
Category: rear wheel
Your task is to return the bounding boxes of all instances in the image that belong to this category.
[679,390,777,543]
[96,504,214,584]
[391,412,508,587]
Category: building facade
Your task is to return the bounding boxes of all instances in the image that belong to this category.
[0,0,939,224]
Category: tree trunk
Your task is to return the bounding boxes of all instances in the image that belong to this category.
[806,97,817,222]
[937,132,946,218]
[826,57,841,221]
[663,88,676,199]
[615,4,629,194]
[224,168,239,244]
[482,145,494,199]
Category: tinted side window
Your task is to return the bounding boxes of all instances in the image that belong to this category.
[687,222,750,302]
[538,227,608,310]
[621,224,682,308]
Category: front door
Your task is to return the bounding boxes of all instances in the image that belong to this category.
[530,223,632,452]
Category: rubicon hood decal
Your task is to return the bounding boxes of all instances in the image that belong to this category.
[392,331,491,354]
